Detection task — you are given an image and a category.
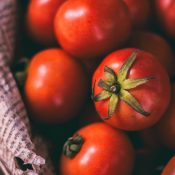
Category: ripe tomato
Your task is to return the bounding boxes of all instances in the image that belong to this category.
[25,49,88,124]
[123,0,151,28]
[154,84,175,150]
[155,0,175,38]
[54,0,132,60]
[92,48,170,131]
[60,123,135,175]
[26,0,66,45]
[129,31,175,78]
[162,156,175,175]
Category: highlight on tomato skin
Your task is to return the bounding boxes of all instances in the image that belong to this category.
[128,31,175,78]
[54,0,132,60]
[60,123,135,175]
[92,48,171,131]
[24,48,88,124]
[26,0,66,46]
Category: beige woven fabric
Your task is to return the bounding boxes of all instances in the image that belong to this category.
[0,0,55,174]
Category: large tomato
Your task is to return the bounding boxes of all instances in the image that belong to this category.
[92,48,170,131]
[123,0,151,28]
[25,49,88,124]
[60,123,135,175]
[54,0,132,60]
[162,156,175,175]
[26,0,66,45]
[155,0,175,38]
[129,31,175,78]
[154,84,175,150]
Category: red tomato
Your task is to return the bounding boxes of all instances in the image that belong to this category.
[129,31,175,78]
[155,0,175,38]
[154,84,175,150]
[123,0,151,28]
[162,156,175,175]
[60,123,135,175]
[25,48,88,124]
[26,0,66,45]
[54,0,132,60]
[92,48,170,130]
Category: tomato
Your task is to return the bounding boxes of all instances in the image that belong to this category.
[54,0,132,60]
[26,0,66,45]
[123,0,151,28]
[60,123,135,175]
[129,31,175,78]
[92,48,170,131]
[155,0,175,38]
[162,156,175,175]
[154,84,175,150]
[25,48,88,124]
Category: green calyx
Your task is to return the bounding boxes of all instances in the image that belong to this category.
[93,50,154,120]
[13,58,30,88]
[63,134,84,158]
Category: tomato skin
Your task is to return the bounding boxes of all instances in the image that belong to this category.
[123,0,151,28]
[25,48,88,124]
[154,85,175,150]
[92,48,170,131]
[54,0,132,60]
[162,156,175,175]
[129,31,175,78]
[26,0,66,45]
[155,0,175,38]
[60,123,135,175]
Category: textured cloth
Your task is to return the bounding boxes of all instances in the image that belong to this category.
[0,1,55,174]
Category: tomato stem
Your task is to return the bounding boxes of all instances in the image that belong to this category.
[63,134,84,158]
[13,58,30,88]
[93,50,154,119]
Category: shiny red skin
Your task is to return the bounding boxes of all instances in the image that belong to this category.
[155,85,175,150]
[92,48,171,131]
[25,49,88,124]
[60,123,135,175]
[124,0,151,28]
[26,0,66,45]
[54,0,132,60]
[129,31,175,78]
[155,0,175,38]
[162,156,175,175]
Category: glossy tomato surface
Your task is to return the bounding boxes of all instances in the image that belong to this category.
[124,0,151,28]
[92,48,171,130]
[155,0,175,38]
[129,31,175,78]
[54,0,132,60]
[25,49,88,124]
[60,123,135,175]
[26,0,66,45]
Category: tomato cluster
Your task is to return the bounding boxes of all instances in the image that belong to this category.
[15,0,175,174]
